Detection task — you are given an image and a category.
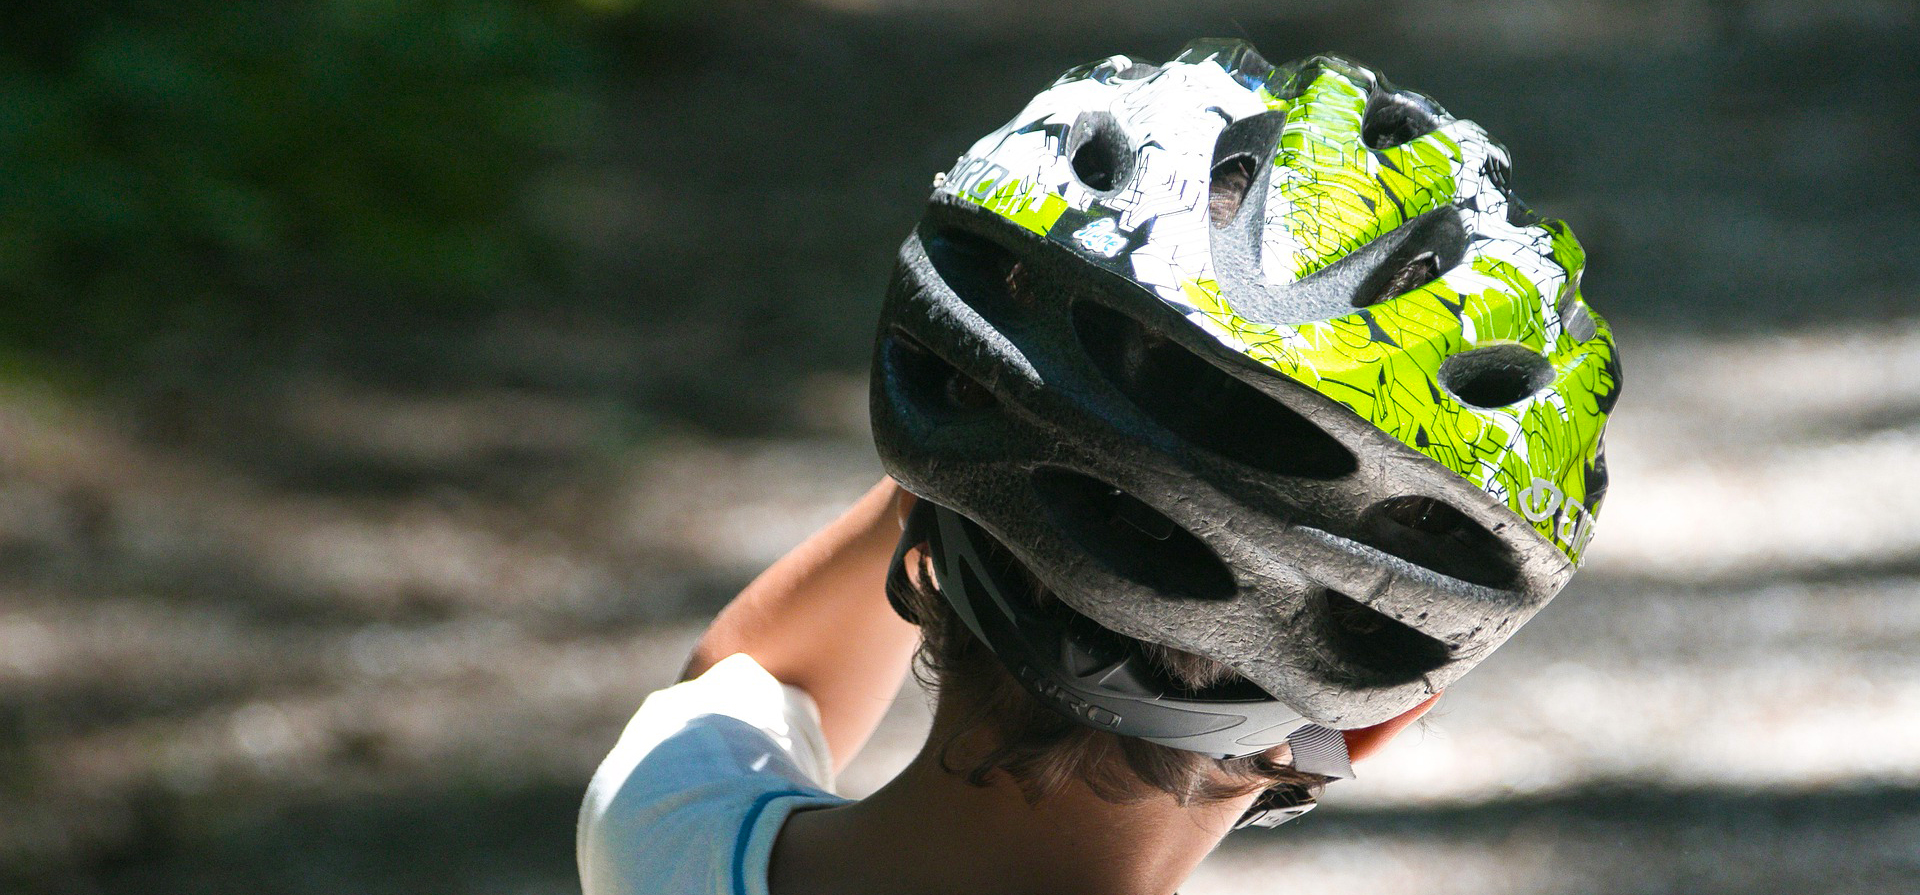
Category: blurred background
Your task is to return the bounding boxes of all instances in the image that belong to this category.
[2,0,1917,892]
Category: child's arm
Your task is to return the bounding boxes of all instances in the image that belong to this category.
[681,477,921,773]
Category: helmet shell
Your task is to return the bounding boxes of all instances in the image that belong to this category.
[874,41,1619,729]
[932,43,1618,561]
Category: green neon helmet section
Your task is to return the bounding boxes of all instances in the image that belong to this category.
[932,43,1619,564]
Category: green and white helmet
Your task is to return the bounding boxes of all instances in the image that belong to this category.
[873,40,1621,746]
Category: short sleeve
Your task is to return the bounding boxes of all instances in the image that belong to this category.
[577,654,849,895]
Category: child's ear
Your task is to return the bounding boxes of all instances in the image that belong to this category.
[1342,691,1443,763]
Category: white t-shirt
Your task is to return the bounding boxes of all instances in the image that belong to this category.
[577,653,852,895]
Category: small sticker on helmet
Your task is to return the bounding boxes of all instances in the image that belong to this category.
[1073,217,1127,257]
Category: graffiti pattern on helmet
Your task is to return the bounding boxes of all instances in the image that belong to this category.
[930,43,1618,564]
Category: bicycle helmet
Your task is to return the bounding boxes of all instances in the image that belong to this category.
[871,40,1621,762]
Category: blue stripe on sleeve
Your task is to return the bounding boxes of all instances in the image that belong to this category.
[732,790,814,895]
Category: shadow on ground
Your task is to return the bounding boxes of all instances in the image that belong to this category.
[3,2,1917,894]
[15,778,1917,895]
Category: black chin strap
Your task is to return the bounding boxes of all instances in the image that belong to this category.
[884,499,937,625]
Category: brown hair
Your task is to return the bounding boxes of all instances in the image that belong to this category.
[889,543,1328,809]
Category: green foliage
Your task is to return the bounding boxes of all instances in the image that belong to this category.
[0,0,606,374]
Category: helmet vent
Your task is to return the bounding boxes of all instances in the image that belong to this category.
[881,328,999,418]
[1073,302,1356,480]
[1209,154,1258,228]
[1031,467,1236,601]
[1345,207,1467,310]
[922,226,1031,328]
[1361,90,1444,150]
[1439,344,1554,409]
[1318,589,1451,685]
[1354,251,1441,308]
[1584,451,1610,511]
[1069,112,1132,193]
[1363,496,1520,590]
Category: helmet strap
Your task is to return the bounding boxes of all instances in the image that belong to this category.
[884,499,938,625]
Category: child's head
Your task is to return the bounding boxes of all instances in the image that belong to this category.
[889,531,1328,811]
[870,39,1619,817]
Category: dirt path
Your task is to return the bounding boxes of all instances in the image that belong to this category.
[4,2,1918,892]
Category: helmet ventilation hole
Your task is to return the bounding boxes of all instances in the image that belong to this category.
[1319,589,1451,685]
[1363,496,1520,590]
[1209,154,1257,228]
[1074,302,1356,479]
[1439,344,1554,409]
[1107,58,1159,82]
[1361,90,1445,150]
[1344,207,1467,310]
[923,227,1025,326]
[1070,113,1132,193]
[943,367,997,411]
[1032,468,1235,601]
[1208,110,1285,229]
[1585,451,1610,510]
[882,328,998,418]
[1354,251,1441,307]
